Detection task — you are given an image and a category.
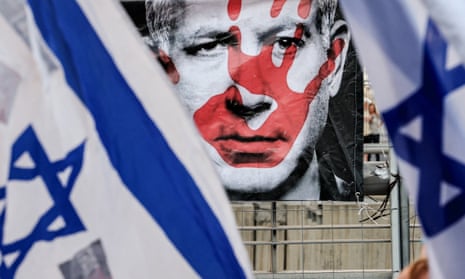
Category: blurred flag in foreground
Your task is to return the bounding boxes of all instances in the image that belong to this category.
[0,0,252,278]
[341,1,465,278]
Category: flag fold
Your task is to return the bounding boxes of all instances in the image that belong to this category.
[0,1,252,278]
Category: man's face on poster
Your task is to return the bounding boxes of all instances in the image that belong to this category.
[152,0,348,195]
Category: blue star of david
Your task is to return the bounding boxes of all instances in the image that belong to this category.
[0,126,86,279]
[383,21,465,237]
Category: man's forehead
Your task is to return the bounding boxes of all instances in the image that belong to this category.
[175,0,318,37]
[181,0,318,20]
[181,0,316,7]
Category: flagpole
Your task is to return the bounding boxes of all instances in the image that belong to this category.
[389,148,410,278]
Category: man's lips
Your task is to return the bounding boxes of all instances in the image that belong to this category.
[213,133,290,166]
[215,134,287,142]
[215,134,287,150]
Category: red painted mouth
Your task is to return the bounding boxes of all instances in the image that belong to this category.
[214,133,289,166]
[194,86,298,168]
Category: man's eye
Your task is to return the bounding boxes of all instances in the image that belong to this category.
[184,33,237,56]
[184,41,223,56]
[275,37,305,50]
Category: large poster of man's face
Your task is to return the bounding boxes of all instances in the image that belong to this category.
[123,0,363,201]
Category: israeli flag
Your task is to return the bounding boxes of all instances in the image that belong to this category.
[0,0,252,278]
[341,1,465,278]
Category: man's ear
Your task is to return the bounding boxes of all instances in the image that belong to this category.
[327,19,350,97]
[157,50,180,84]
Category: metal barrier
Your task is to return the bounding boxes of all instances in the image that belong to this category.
[230,143,422,279]
[232,200,422,279]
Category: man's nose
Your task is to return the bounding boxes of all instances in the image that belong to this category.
[226,99,271,119]
[228,26,268,94]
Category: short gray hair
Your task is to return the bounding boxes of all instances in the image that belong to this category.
[145,0,186,53]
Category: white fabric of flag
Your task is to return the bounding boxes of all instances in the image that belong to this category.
[0,0,252,278]
[340,1,465,278]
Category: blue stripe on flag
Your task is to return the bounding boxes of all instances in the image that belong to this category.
[26,1,246,278]
[381,21,465,237]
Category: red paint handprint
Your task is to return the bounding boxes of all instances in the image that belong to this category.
[194,0,344,168]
